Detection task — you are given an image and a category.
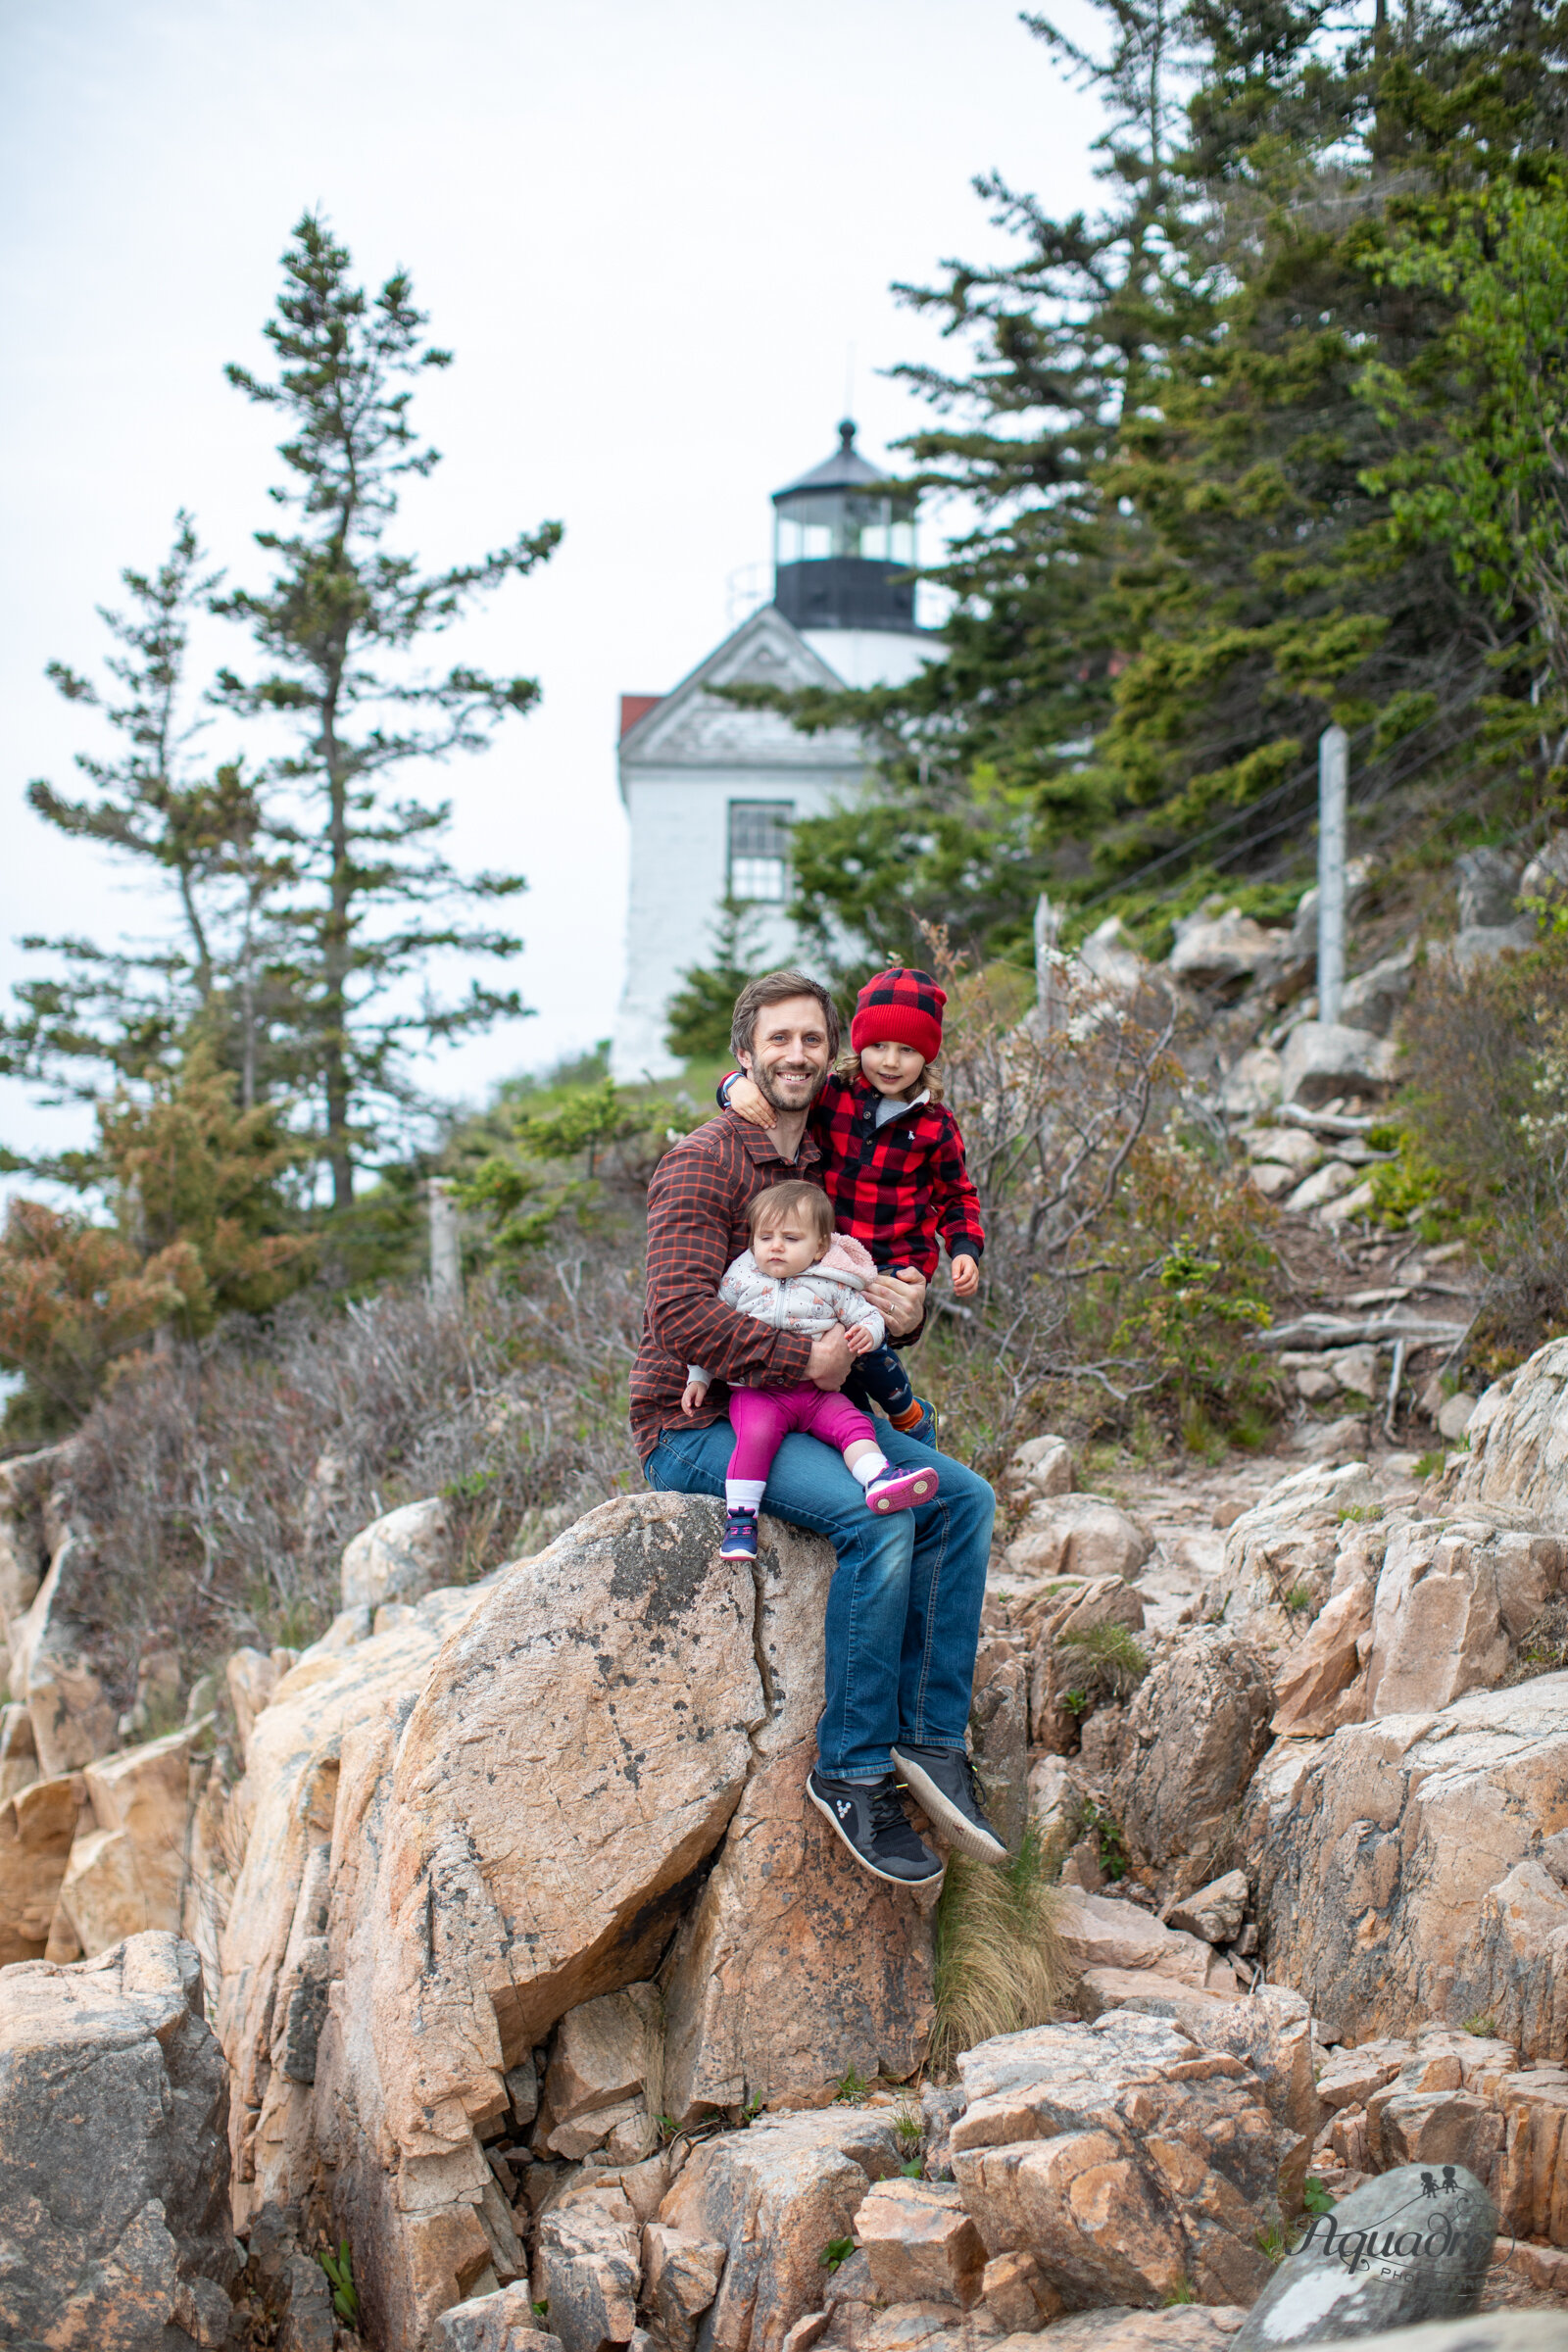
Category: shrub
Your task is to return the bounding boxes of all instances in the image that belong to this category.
[1376,928,1568,1370]
[930,1827,1068,2073]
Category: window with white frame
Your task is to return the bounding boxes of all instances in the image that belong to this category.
[727,800,794,902]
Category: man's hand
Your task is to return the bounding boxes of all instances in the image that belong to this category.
[681,1379,709,1415]
[724,1075,774,1129]
[865,1267,926,1338]
[807,1327,855,1391]
[843,1322,876,1356]
[952,1256,980,1299]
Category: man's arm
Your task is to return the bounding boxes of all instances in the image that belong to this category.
[644,1137,813,1388]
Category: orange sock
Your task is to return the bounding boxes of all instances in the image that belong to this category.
[890,1397,925,1433]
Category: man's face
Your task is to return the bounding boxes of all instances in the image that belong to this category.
[738,994,833,1113]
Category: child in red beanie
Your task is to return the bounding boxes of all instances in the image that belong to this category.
[720,965,984,1434]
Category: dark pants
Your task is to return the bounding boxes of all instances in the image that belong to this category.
[845,1340,918,1422]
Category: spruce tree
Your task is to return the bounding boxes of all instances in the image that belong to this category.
[216,212,562,1208]
[2,514,276,1105]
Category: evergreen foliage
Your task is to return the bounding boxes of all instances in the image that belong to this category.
[770,0,1568,967]
[216,213,562,1205]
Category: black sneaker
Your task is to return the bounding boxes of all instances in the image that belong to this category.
[808,1769,944,1886]
[891,1742,1007,1863]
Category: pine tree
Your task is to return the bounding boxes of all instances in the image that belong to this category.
[1,514,280,1106]
[215,213,562,1208]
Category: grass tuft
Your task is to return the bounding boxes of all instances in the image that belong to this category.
[930,1827,1070,2074]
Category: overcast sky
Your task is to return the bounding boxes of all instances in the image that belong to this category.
[1,0,1103,1169]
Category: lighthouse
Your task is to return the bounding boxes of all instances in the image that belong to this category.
[608,423,930,1084]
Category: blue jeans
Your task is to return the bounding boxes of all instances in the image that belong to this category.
[644,1415,995,1780]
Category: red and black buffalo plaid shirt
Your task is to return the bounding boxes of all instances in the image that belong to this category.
[806,1073,986,1281]
[631,1112,824,1461]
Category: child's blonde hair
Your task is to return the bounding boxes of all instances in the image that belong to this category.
[746,1180,834,1243]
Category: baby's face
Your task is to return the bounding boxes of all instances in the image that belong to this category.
[752,1217,827,1279]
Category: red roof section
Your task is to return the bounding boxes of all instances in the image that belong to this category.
[619,693,663,739]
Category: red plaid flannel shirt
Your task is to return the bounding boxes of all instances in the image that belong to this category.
[719,1070,986,1280]
[631,1112,823,1461]
[808,1074,985,1279]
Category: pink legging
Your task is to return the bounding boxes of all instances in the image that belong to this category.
[727,1382,877,1482]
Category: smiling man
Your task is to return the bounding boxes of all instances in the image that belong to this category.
[633,967,999,1888]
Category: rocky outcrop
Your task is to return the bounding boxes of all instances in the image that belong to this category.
[205,1494,928,2352]
[1256,1670,1568,2055]
[658,1519,935,2123]
[949,2010,1302,2310]
[1022,1575,1147,1754]
[1214,1460,1380,1657]
[0,1931,235,2349]
[1109,1628,1272,1898]
[655,2107,904,2352]
[8,1527,118,1776]
[1450,1336,1568,1531]
[1004,1496,1154,1584]
[1364,1514,1568,1716]
[1169,908,1285,996]
[50,1716,215,1961]
[0,1769,84,1966]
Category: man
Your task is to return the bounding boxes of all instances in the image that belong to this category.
[634,967,1000,1887]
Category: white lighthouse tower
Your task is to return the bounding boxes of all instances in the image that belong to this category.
[608,423,930,1083]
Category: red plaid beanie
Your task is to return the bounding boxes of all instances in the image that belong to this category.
[850,966,947,1063]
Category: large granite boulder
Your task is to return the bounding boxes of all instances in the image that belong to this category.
[210,1494,930,2352]
[1109,1628,1273,1898]
[340,1494,457,1610]
[948,2010,1304,2309]
[1364,1514,1568,1717]
[1256,1670,1568,2053]
[0,1932,235,2349]
[1279,1022,1397,1108]
[1450,1336,1568,1530]
[656,2107,905,2352]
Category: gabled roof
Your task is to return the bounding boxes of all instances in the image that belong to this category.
[617,604,863,794]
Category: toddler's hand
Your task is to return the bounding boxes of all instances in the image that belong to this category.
[844,1323,876,1356]
[681,1380,709,1414]
[952,1256,980,1299]
[725,1076,773,1128]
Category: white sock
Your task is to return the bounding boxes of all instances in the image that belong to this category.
[725,1479,765,1512]
[850,1451,889,1488]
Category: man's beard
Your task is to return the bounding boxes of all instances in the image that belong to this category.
[753,1058,824,1112]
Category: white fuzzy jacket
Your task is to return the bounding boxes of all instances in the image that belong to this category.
[689,1234,885,1386]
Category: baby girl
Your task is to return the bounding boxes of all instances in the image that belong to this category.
[682,1178,939,1561]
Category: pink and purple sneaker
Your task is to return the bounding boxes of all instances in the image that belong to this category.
[864,1463,940,1514]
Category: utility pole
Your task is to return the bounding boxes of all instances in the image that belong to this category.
[427,1179,463,1314]
[1318,724,1348,1025]
[1034,892,1064,1037]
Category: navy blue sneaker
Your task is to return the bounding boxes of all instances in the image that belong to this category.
[891,1742,1007,1862]
[808,1769,944,1886]
[719,1506,759,1561]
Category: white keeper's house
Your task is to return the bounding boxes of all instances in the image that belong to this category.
[608,421,933,1083]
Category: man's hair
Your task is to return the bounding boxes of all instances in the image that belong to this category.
[746,1179,834,1244]
[730,969,841,1065]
